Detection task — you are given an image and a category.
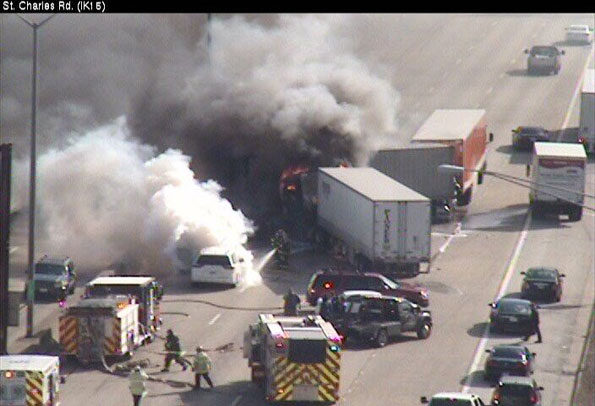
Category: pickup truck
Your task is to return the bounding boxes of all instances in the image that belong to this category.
[331,291,432,347]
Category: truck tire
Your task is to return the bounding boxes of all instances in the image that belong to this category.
[568,206,583,222]
[531,203,542,220]
[375,329,389,348]
[417,322,432,339]
[457,187,472,206]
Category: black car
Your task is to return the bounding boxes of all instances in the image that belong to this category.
[524,45,564,75]
[491,375,543,406]
[489,298,534,334]
[484,345,536,381]
[334,291,432,347]
[511,126,550,150]
[521,267,565,302]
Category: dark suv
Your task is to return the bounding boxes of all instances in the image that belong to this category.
[333,292,433,347]
[306,269,429,307]
[32,256,77,299]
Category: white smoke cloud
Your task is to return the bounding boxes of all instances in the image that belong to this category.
[15,117,254,274]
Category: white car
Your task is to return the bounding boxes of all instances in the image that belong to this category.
[565,25,593,44]
[191,247,244,286]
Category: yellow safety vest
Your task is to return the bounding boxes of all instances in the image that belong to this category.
[129,370,148,396]
[193,352,212,374]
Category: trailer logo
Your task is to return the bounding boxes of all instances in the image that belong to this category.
[383,209,391,248]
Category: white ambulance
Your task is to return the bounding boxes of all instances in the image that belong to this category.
[0,355,62,406]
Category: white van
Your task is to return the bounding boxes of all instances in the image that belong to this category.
[191,247,244,286]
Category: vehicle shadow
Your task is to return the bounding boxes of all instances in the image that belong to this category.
[506,69,553,78]
[342,334,419,351]
[460,370,495,389]
[496,144,532,165]
[467,322,526,340]
[176,379,260,405]
[463,207,571,233]
[552,40,592,47]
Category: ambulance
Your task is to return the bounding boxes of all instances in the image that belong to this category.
[0,355,62,406]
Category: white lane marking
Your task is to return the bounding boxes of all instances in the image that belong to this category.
[9,247,18,254]
[438,222,462,253]
[499,73,505,79]
[231,395,242,406]
[486,87,494,95]
[432,231,468,238]
[558,48,595,139]
[511,58,516,64]
[461,213,532,393]
[208,313,221,325]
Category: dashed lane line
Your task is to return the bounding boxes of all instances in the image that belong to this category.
[208,313,221,325]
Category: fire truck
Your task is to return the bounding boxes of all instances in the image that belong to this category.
[243,314,342,403]
[0,355,62,406]
[84,275,163,341]
[59,295,142,364]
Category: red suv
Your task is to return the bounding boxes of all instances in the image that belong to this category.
[306,270,429,307]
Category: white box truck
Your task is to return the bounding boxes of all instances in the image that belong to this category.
[579,68,594,154]
[316,167,431,275]
[529,142,587,221]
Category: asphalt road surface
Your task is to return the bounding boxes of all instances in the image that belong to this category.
[7,13,594,406]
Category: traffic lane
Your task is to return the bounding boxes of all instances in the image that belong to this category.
[388,15,573,141]
[461,211,594,405]
[329,206,535,405]
[333,14,593,405]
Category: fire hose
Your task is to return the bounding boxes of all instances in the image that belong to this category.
[160,298,283,311]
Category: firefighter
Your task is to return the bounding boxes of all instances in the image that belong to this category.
[161,329,189,372]
[271,229,290,269]
[283,288,301,316]
[129,365,149,406]
[192,346,214,390]
[57,288,67,309]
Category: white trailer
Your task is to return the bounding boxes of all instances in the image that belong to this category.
[529,142,587,221]
[579,68,594,154]
[317,167,431,275]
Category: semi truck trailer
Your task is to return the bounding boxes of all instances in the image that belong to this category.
[579,68,594,154]
[411,109,493,206]
[370,144,456,222]
[316,167,431,275]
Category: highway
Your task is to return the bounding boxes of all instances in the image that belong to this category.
[6,14,594,406]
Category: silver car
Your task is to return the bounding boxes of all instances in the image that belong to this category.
[525,46,565,75]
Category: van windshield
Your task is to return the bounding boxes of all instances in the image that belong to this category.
[195,255,232,267]
[35,264,65,275]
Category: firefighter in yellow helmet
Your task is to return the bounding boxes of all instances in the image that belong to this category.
[192,346,214,390]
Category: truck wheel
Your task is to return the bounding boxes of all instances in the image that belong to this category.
[375,329,388,348]
[531,204,542,220]
[417,322,432,339]
[457,187,472,206]
[568,206,583,222]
